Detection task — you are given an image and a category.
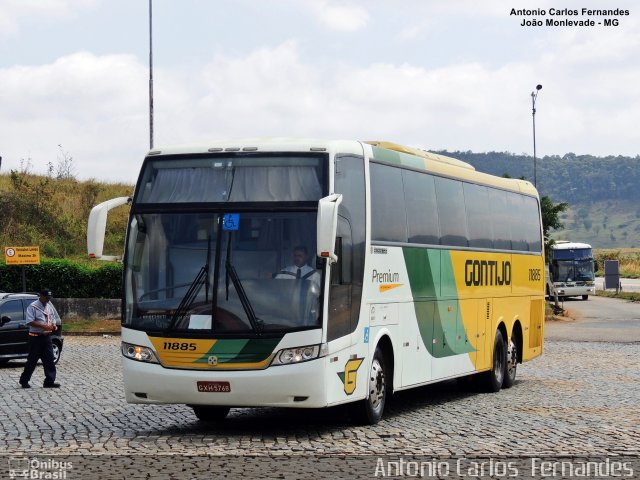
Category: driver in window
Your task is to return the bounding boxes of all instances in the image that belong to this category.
[276,245,320,286]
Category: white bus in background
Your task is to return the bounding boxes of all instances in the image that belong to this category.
[547,241,595,300]
[87,138,545,424]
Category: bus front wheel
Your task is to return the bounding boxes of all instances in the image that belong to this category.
[582,295,588,300]
[192,406,230,422]
[348,347,387,425]
[482,330,506,393]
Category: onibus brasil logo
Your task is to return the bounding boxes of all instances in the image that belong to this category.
[8,457,73,479]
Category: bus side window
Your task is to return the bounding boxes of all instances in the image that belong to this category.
[331,216,353,285]
[434,176,468,247]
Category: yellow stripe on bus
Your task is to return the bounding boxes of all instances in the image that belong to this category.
[379,283,403,293]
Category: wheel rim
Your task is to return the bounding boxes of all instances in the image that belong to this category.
[493,340,505,384]
[52,343,60,363]
[368,358,385,412]
[507,339,517,379]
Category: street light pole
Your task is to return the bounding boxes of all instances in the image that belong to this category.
[531,84,542,188]
[149,0,154,150]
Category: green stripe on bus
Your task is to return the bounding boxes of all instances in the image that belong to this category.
[195,337,282,364]
[237,337,283,362]
[371,146,425,170]
[403,247,474,358]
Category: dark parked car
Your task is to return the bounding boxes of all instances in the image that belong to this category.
[0,293,64,364]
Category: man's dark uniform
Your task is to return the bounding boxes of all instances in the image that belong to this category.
[19,290,59,388]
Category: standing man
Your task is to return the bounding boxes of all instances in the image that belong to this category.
[19,288,60,388]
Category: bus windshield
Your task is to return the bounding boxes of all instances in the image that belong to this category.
[136,155,323,203]
[553,259,595,282]
[124,211,322,333]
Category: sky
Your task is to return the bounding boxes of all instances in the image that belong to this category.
[0,0,639,183]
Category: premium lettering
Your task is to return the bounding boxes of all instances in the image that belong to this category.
[372,269,400,283]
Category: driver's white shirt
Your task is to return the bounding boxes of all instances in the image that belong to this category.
[276,264,320,286]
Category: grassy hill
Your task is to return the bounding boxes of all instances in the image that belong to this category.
[442,150,640,206]
[551,200,640,248]
[0,171,132,261]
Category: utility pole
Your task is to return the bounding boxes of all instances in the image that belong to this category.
[531,84,542,187]
[149,0,154,149]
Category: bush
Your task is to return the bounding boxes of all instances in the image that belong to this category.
[0,259,122,298]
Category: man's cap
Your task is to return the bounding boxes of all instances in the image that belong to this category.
[39,288,53,298]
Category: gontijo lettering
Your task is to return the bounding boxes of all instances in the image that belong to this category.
[464,259,511,286]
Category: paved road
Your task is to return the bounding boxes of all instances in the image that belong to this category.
[595,276,640,292]
[1,336,639,478]
[546,295,640,342]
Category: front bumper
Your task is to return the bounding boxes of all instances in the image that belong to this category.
[122,356,328,408]
[554,285,595,297]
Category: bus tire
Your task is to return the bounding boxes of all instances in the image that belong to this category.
[482,330,506,393]
[582,295,588,300]
[348,347,387,425]
[192,406,230,422]
[503,336,517,389]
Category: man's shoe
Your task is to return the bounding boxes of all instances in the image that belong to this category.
[20,382,31,389]
[43,383,61,388]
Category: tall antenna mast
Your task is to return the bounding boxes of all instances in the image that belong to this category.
[149,0,154,149]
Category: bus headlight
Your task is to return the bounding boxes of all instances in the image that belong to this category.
[271,343,327,366]
[121,342,159,364]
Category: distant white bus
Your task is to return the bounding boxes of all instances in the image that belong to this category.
[547,241,595,300]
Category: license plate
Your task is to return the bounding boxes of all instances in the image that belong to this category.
[197,381,231,393]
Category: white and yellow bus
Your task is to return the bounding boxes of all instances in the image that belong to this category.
[88,139,545,424]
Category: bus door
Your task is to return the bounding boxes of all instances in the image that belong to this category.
[327,154,365,343]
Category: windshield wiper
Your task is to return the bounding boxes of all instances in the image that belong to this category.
[167,235,212,331]
[167,265,208,331]
[224,232,262,333]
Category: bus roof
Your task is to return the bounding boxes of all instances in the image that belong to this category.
[147,138,539,198]
[365,141,538,197]
[147,138,363,156]
[364,141,476,170]
[551,242,592,250]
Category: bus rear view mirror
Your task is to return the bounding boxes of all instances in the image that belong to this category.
[316,194,342,264]
[87,196,131,261]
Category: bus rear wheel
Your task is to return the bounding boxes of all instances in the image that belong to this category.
[348,347,387,425]
[503,337,517,389]
[482,330,506,392]
[192,406,230,422]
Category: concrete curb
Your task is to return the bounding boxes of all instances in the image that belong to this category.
[64,332,121,336]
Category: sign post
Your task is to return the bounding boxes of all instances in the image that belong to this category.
[4,246,41,292]
[604,260,621,293]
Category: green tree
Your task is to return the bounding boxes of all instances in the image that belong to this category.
[540,195,568,256]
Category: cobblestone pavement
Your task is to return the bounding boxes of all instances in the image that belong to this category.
[1,336,639,477]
